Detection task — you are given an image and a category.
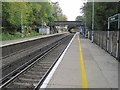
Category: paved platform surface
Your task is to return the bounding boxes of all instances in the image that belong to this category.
[41,32,118,88]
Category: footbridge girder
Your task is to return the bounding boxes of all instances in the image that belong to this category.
[53,21,85,33]
[54,21,84,26]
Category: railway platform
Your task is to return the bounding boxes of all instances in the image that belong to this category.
[1,32,67,46]
[41,32,118,88]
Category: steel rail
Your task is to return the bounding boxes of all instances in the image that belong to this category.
[0,34,72,89]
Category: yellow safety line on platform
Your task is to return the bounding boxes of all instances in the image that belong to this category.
[78,36,89,88]
[1,41,18,45]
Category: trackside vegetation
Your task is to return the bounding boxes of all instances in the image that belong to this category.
[2,1,67,41]
[76,2,119,31]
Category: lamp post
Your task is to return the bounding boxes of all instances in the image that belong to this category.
[118,14,120,61]
[42,16,47,34]
[21,8,28,37]
[92,0,94,43]
[42,18,43,35]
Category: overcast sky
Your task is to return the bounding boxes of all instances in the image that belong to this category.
[51,0,85,21]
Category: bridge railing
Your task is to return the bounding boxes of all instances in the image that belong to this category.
[88,30,120,61]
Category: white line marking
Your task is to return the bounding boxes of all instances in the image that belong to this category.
[40,33,77,89]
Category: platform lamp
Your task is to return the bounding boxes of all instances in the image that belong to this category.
[21,8,28,37]
[91,0,94,43]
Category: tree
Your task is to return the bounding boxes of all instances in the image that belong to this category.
[2,2,34,30]
[75,16,85,21]
[81,2,119,30]
[2,1,67,33]
[52,2,67,21]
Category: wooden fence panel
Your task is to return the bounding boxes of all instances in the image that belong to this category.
[90,31,119,60]
[102,31,107,50]
[111,31,117,57]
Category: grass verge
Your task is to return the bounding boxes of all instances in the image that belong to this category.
[2,32,46,41]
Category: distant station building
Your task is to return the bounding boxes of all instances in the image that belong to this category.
[39,22,50,34]
[39,26,50,34]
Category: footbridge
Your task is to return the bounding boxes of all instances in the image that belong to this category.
[53,21,85,32]
[54,21,84,26]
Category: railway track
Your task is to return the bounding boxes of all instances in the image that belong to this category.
[1,34,68,80]
[1,34,65,68]
[1,33,74,89]
[2,34,65,58]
